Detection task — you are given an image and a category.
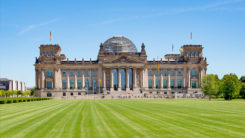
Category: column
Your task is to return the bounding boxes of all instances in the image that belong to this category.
[160,71,163,89]
[54,69,57,89]
[183,67,187,88]
[103,69,106,90]
[82,72,85,89]
[145,68,148,89]
[89,70,92,89]
[175,70,178,88]
[67,72,70,89]
[168,70,170,88]
[41,69,45,89]
[188,69,191,88]
[133,68,137,88]
[126,69,129,91]
[111,69,114,90]
[35,69,38,89]
[118,68,121,90]
[141,69,144,88]
[153,71,156,88]
[74,71,77,89]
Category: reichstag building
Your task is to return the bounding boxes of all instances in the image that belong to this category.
[35,36,208,99]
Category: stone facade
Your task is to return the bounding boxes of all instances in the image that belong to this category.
[35,36,208,99]
[0,78,26,91]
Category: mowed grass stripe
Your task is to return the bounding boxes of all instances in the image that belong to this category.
[113,100,245,137]
[0,100,66,121]
[1,99,245,138]
[97,101,146,137]
[102,100,206,137]
[22,101,84,138]
[0,100,69,134]
[0,101,77,137]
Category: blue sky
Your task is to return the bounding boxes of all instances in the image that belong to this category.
[0,0,245,87]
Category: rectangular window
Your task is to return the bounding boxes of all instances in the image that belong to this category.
[70,72,74,77]
[47,81,52,89]
[48,51,51,56]
[163,80,167,88]
[77,72,81,77]
[177,72,182,76]
[70,80,74,89]
[53,51,55,56]
[85,79,89,90]
[92,80,97,90]
[163,72,167,76]
[62,72,66,77]
[191,70,197,76]
[178,80,182,88]
[78,92,81,95]
[92,71,97,77]
[62,80,66,89]
[77,80,82,89]
[148,79,152,88]
[63,93,66,96]
[192,81,197,88]
[170,79,174,88]
[170,72,174,76]
[156,80,159,89]
[85,72,89,77]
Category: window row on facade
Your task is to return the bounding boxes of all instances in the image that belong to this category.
[45,71,97,77]
[43,51,56,56]
[148,79,197,89]
[148,70,198,77]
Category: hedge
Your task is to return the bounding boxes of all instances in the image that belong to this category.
[0,97,52,104]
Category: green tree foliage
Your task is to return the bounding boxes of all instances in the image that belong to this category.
[201,74,220,100]
[240,76,245,83]
[240,83,245,99]
[30,88,35,96]
[220,73,241,100]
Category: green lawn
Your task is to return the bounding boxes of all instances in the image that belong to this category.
[0,99,245,138]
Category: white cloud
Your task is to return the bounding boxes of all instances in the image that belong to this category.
[19,18,58,35]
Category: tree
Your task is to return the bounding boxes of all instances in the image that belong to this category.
[220,73,241,100]
[201,74,220,100]
[240,76,245,83]
[240,83,245,99]
[0,90,4,97]
[30,88,35,96]
[17,90,23,97]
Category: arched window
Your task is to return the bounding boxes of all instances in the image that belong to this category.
[92,71,97,77]
[192,51,195,56]
[170,72,174,76]
[177,72,182,76]
[43,51,47,56]
[62,72,66,77]
[148,71,153,76]
[163,72,167,76]
[191,70,198,76]
[48,51,51,56]
[163,80,167,88]
[85,72,89,77]
[53,51,55,56]
[155,72,159,76]
[77,72,81,77]
[70,72,74,77]
[196,51,199,56]
[46,71,53,77]
[188,51,191,56]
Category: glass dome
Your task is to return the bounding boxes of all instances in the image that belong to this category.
[103,36,138,53]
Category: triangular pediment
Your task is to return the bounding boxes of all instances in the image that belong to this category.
[111,56,142,63]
